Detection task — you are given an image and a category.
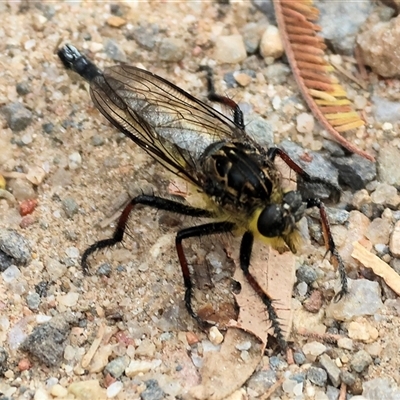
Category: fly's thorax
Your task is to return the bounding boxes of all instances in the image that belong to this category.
[199,141,279,211]
[249,190,306,254]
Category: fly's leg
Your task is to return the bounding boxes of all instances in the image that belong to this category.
[240,231,287,350]
[307,198,348,301]
[199,66,245,129]
[267,146,348,300]
[81,194,214,275]
[176,222,236,326]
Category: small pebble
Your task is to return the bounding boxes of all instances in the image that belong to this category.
[8,178,36,201]
[259,25,284,60]
[366,217,392,245]
[296,265,317,284]
[135,339,156,357]
[21,312,78,367]
[50,384,68,397]
[269,356,288,370]
[62,197,79,218]
[104,39,127,62]
[68,380,107,399]
[45,257,67,280]
[246,370,277,395]
[337,337,354,351]
[350,350,373,373]
[2,265,20,282]
[296,113,315,134]
[1,102,33,131]
[340,370,356,386]
[57,292,79,307]
[141,379,164,400]
[107,15,126,28]
[26,292,41,310]
[208,326,224,345]
[302,342,327,362]
[186,331,199,345]
[125,360,161,377]
[127,23,159,50]
[158,38,185,62]
[0,229,32,266]
[68,152,82,170]
[104,356,130,379]
[326,279,383,321]
[293,351,306,365]
[96,263,112,277]
[307,366,327,386]
[107,381,123,398]
[214,35,247,64]
[235,340,251,351]
[371,183,399,207]
[348,319,379,343]
[390,221,400,257]
[378,144,400,186]
[319,354,341,387]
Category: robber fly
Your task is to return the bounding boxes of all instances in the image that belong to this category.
[58,44,348,349]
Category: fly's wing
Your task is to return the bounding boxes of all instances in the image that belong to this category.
[89,65,248,186]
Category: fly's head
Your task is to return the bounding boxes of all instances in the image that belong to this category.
[256,190,306,254]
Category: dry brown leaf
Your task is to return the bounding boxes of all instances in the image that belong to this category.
[188,328,264,400]
[351,241,400,295]
[231,243,295,343]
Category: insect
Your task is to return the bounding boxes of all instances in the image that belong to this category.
[58,44,348,349]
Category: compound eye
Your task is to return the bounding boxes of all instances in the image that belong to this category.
[257,204,284,238]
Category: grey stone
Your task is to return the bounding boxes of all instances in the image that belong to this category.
[21,312,78,367]
[1,102,33,131]
[16,81,31,95]
[241,21,268,54]
[350,350,373,373]
[319,353,341,387]
[264,62,291,85]
[322,140,346,157]
[127,23,159,50]
[158,38,185,62]
[246,369,277,394]
[140,379,165,400]
[104,39,127,62]
[372,95,400,123]
[363,378,400,399]
[62,197,79,218]
[327,279,383,321]
[0,229,32,268]
[246,115,274,148]
[269,356,288,370]
[340,370,356,386]
[104,356,130,378]
[307,366,327,386]
[296,265,317,284]
[293,351,306,365]
[96,263,112,277]
[377,145,400,186]
[91,135,105,146]
[280,140,340,202]
[326,385,340,400]
[318,0,374,55]
[26,292,41,311]
[331,154,376,190]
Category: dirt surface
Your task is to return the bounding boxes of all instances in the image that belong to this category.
[1,1,400,400]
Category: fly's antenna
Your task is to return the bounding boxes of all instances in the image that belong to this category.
[58,44,103,82]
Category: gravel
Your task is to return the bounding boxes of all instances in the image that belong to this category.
[0,1,399,399]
